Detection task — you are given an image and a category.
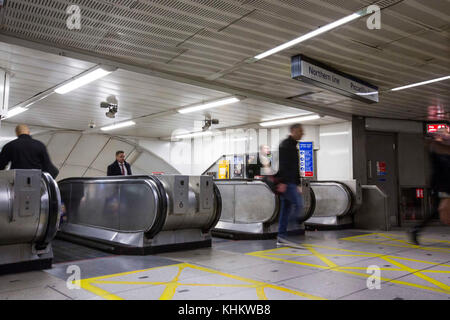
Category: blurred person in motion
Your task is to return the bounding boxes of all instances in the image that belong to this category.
[246,144,273,178]
[276,123,304,247]
[259,144,273,176]
[0,124,59,178]
[409,127,450,244]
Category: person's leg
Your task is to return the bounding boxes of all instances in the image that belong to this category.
[287,184,303,226]
[409,190,438,245]
[277,192,291,239]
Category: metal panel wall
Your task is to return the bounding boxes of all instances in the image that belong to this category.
[397,133,427,187]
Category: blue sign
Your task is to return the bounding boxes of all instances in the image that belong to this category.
[299,142,314,177]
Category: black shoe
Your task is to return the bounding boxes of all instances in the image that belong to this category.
[407,229,420,245]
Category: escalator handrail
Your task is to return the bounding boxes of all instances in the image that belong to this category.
[36,172,61,250]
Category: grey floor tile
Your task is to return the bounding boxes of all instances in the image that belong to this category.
[46,281,101,300]
[212,239,279,254]
[46,254,179,280]
[277,270,369,299]
[339,282,449,300]
[229,261,321,283]
[388,271,450,298]
[0,285,70,300]
[0,271,63,294]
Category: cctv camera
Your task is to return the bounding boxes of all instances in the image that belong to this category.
[89,120,96,129]
[105,110,116,118]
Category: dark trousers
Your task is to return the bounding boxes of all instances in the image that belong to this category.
[278,183,303,237]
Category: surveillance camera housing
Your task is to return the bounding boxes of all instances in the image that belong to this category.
[89,120,96,129]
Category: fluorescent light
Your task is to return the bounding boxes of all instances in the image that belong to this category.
[254,12,363,60]
[100,121,136,131]
[55,67,114,94]
[259,114,321,127]
[3,107,27,119]
[320,131,349,137]
[178,97,240,114]
[391,76,450,91]
[355,91,378,96]
[0,136,16,141]
[173,131,213,139]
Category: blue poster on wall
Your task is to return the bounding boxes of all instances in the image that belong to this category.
[299,142,314,177]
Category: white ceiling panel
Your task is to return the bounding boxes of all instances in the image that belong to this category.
[57,164,87,181]
[89,138,135,172]
[46,132,81,167]
[65,134,110,166]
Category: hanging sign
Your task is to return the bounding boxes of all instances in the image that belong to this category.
[291,55,378,103]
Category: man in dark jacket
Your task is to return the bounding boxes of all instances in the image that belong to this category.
[107,150,132,176]
[276,123,304,247]
[0,124,59,178]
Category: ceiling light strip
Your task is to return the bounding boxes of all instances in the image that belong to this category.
[254,11,364,60]
[259,114,321,127]
[391,76,450,91]
[177,97,241,114]
[55,67,115,94]
[100,121,136,131]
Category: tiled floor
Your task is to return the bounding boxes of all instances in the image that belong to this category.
[0,227,449,300]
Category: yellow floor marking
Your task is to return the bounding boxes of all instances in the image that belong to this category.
[421,270,450,274]
[159,264,185,300]
[262,253,374,257]
[340,233,450,253]
[247,244,450,296]
[336,267,405,271]
[79,279,124,300]
[78,262,325,300]
[382,257,450,293]
[378,233,416,246]
[256,287,268,300]
[305,246,338,268]
[249,252,330,269]
[335,268,450,295]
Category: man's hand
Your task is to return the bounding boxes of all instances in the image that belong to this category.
[277,183,287,193]
[297,185,303,194]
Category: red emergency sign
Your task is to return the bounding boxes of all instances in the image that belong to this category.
[427,124,449,133]
[416,188,424,199]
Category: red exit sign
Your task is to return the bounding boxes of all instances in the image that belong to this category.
[416,188,424,199]
[427,124,449,133]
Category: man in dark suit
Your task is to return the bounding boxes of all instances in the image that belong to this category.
[0,124,59,178]
[107,150,132,176]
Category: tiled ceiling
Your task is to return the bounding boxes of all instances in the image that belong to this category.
[0,0,448,126]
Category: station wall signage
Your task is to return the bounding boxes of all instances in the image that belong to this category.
[299,142,314,177]
[291,55,379,103]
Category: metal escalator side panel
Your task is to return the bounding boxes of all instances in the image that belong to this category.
[214,180,278,224]
[35,172,61,250]
[144,176,167,238]
[202,182,222,232]
[299,186,315,223]
[58,178,159,234]
[309,181,353,217]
